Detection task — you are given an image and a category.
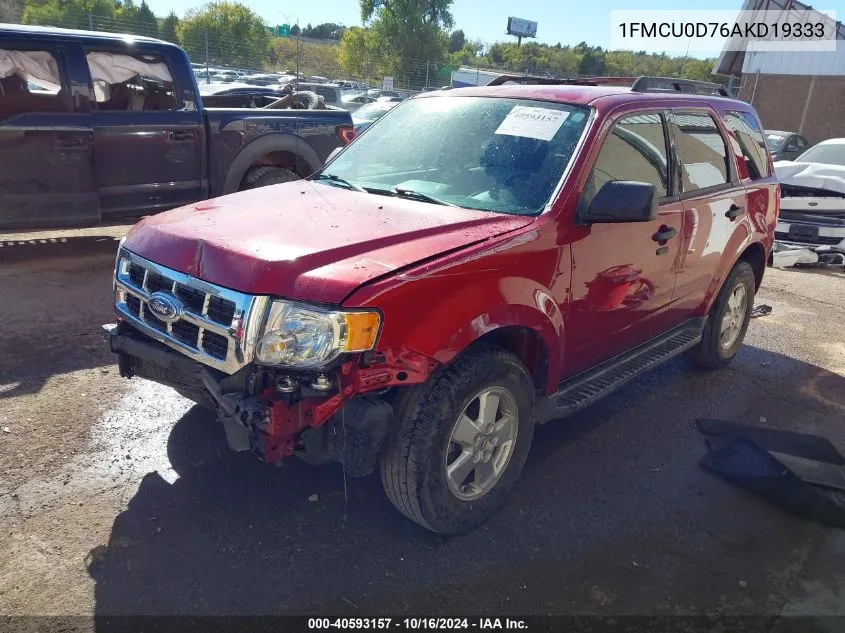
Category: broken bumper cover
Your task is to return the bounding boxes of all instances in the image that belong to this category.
[107,322,394,471]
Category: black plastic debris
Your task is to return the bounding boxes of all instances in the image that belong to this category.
[696,418,845,528]
[751,304,772,318]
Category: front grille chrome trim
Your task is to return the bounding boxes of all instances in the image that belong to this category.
[114,248,270,374]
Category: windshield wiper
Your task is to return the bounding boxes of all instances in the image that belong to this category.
[313,173,366,193]
[393,187,457,207]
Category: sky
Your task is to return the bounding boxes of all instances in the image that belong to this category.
[142,0,845,59]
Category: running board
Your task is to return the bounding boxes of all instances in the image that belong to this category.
[538,317,707,424]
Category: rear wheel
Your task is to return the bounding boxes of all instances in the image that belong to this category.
[239,165,298,190]
[688,261,756,369]
[380,345,535,535]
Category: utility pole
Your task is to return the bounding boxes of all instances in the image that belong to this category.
[88,13,94,30]
[204,30,210,84]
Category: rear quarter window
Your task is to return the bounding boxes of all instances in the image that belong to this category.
[725,111,771,180]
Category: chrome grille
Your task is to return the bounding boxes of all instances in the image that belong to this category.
[114,249,269,374]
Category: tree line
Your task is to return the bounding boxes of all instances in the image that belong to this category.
[8,0,722,84]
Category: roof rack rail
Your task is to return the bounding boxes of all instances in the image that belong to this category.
[630,76,729,97]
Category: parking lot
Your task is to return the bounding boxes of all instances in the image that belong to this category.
[1,230,844,622]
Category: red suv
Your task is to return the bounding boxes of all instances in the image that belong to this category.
[107,78,778,534]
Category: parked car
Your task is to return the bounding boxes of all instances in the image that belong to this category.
[292,82,343,108]
[774,138,845,251]
[766,130,810,161]
[351,99,400,133]
[107,79,776,534]
[341,91,376,112]
[0,25,354,229]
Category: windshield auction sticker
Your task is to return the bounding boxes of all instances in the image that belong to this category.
[495,106,570,142]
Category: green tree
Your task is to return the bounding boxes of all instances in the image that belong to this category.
[447,28,465,53]
[682,58,718,81]
[0,0,23,22]
[290,23,300,36]
[22,0,116,30]
[116,0,159,37]
[160,10,180,42]
[177,1,270,69]
[337,25,387,79]
[360,0,452,63]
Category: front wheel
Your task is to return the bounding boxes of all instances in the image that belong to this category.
[688,261,756,369]
[380,344,535,535]
[239,166,298,190]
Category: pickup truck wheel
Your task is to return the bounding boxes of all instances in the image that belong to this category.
[240,166,298,190]
[380,345,535,535]
[688,261,756,369]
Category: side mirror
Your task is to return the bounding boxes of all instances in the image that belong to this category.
[580,181,657,224]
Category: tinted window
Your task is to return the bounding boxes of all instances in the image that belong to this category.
[795,136,808,149]
[673,112,729,192]
[588,112,669,200]
[0,48,68,122]
[86,51,178,112]
[725,112,770,180]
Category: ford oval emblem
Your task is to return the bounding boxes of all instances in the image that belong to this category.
[147,292,183,323]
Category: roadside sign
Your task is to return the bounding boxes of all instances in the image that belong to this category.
[382,76,394,91]
[278,24,291,37]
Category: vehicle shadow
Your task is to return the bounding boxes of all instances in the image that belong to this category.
[86,345,845,620]
[0,240,119,399]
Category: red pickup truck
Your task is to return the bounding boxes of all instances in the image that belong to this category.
[107,78,778,534]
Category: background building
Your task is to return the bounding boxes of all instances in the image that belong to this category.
[716,0,845,143]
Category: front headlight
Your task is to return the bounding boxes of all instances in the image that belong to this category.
[255,300,381,368]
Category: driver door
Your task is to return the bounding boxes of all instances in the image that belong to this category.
[563,109,684,377]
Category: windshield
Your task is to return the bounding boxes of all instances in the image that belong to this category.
[320,96,591,216]
[796,144,845,166]
[766,134,786,151]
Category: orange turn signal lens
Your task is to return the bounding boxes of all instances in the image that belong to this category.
[343,311,381,352]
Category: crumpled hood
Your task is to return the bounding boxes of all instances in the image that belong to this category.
[122,181,533,303]
[775,160,845,196]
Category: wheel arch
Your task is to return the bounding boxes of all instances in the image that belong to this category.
[222,134,322,195]
[426,304,563,396]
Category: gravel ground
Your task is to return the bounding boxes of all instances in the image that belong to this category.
[1,234,844,626]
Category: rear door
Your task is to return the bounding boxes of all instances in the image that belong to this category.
[85,44,205,219]
[0,40,98,229]
[669,109,748,311]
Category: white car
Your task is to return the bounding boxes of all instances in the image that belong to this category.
[774,138,845,251]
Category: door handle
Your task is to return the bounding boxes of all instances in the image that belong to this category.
[725,204,744,219]
[652,226,677,242]
[168,130,195,142]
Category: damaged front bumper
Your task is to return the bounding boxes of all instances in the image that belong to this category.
[772,210,845,268]
[107,322,395,475]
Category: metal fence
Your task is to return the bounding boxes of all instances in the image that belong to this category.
[10,11,454,92]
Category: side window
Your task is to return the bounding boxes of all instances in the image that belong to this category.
[588,112,669,201]
[0,48,68,122]
[725,111,771,180]
[85,51,178,112]
[796,136,808,149]
[672,112,730,192]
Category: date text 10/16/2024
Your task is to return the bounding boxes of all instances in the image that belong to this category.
[308,618,528,630]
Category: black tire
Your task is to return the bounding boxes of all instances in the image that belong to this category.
[688,261,756,369]
[380,344,536,535]
[240,166,298,190]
